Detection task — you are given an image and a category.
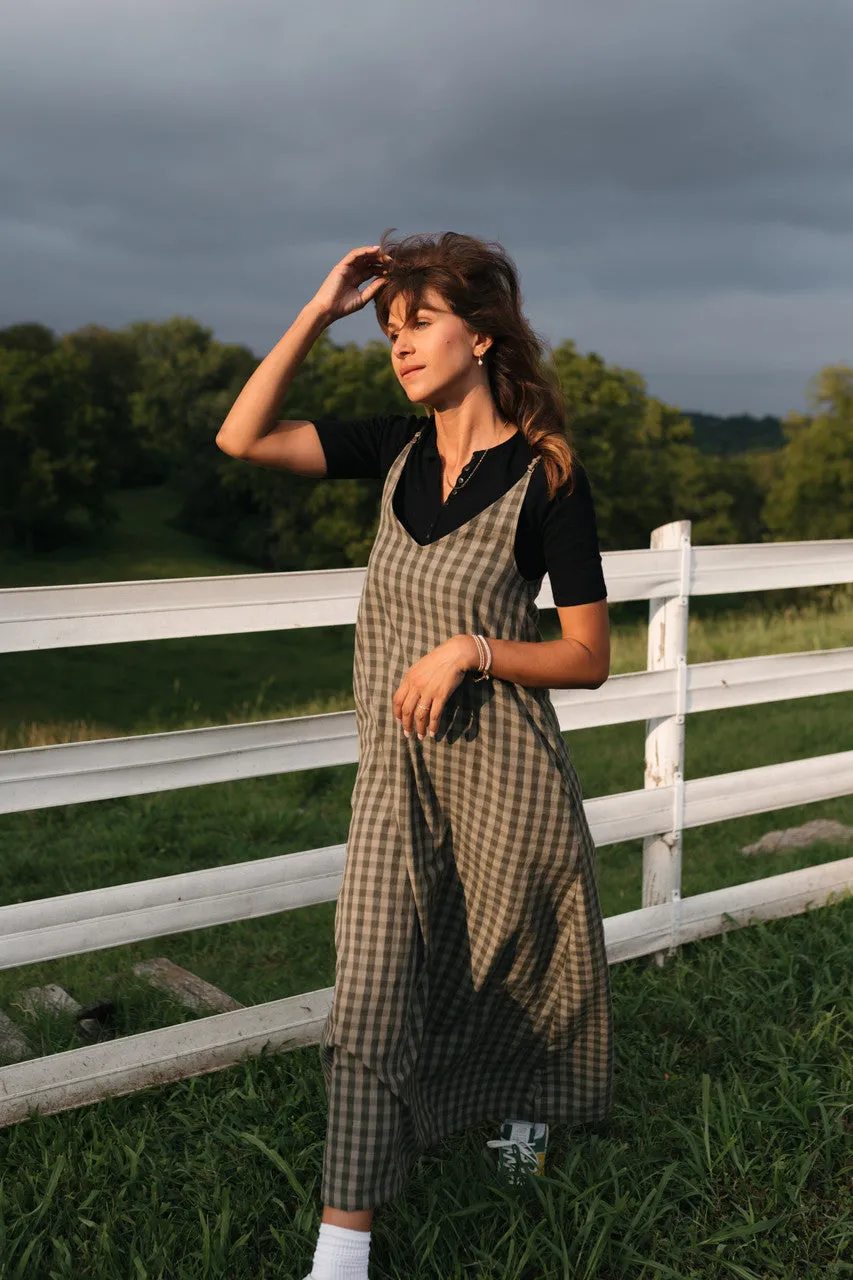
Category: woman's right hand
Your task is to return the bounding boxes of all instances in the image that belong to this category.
[310,244,391,324]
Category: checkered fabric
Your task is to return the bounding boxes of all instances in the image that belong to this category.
[318,428,613,1211]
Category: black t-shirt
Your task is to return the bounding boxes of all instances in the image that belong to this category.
[313,413,607,607]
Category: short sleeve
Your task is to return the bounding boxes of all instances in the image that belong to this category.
[542,463,607,607]
[313,414,423,481]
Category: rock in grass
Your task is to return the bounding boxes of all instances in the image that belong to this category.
[741,818,853,855]
[13,985,114,1044]
[15,984,82,1018]
[0,1010,33,1062]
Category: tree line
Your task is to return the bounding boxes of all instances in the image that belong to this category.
[0,317,850,563]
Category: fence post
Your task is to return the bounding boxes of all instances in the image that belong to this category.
[642,519,692,966]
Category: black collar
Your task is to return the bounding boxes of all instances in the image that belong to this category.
[419,416,519,461]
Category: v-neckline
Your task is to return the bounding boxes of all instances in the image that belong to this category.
[389,430,539,551]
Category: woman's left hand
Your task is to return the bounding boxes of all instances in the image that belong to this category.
[393,635,477,739]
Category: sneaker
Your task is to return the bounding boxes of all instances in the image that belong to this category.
[487,1119,549,1184]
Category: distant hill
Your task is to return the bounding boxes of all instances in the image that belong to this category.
[684,411,785,455]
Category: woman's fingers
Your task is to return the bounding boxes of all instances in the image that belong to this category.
[359,275,388,303]
[396,688,441,740]
[394,685,417,735]
[337,246,391,289]
[343,247,392,275]
[422,699,441,739]
[340,254,387,287]
[343,244,385,265]
[311,246,390,322]
[400,689,424,738]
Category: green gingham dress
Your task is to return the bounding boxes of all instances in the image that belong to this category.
[317,427,613,1210]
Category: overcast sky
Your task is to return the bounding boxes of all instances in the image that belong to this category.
[2,0,851,417]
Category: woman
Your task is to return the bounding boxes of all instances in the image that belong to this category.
[216,231,613,1280]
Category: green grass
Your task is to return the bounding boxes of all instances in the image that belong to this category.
[0,485,851,1276]
[0,485,259,589]
[0,902,850,1278]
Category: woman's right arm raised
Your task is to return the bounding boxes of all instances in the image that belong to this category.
[214,244,390,474]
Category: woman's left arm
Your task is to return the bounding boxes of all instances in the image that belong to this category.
[454,598,610,690]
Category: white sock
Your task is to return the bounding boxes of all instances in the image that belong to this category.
[309,1221,371,1280]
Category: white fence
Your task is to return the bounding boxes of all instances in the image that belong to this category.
[0,523,851,1127]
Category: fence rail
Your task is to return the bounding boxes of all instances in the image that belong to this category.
[1,526,851,1126]
[2,749,852,973]
[3,537,853,653]
[2,648,852,814]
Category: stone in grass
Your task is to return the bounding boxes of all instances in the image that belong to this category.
[14,984,114,1043]
[741,818,853,856]
[133,958,244,1014]
[15,983,82,1018]
[0,1010,33,1062]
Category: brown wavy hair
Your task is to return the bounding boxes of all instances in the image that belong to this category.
[374,229,574,499]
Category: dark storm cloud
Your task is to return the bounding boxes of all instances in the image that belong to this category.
[1,0,851,414]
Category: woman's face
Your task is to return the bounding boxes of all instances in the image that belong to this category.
[385,286,487,408]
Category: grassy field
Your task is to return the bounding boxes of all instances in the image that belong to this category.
[0,485,851,1276]
[0,902,850,1278]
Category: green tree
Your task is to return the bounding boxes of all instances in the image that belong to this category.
[550,340,757,548]
[125,316,258,484]
[60,325,141,485]
[666,447,767,544]
[0,323,57,356]
[0,344,117,551]
[762,365,853,541]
